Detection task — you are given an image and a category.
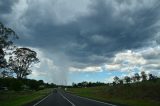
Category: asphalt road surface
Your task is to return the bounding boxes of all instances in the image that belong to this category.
[33,89,117,106]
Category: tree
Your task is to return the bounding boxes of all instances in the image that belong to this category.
[131,76,136,83]
[0,22,18,68]
[119,79,124,85]
[124,76,131,84]
[134,73,140,82]
[148,73,157,81]
[113,76,120,84]
[141,71,147,81]
[72,82,77,87]
[11,79,23,91]
[27,79,39,90]
[112,81,116,86]
[8,47,39,79]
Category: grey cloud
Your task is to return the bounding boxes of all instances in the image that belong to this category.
[0,0,18,14]
[0,0,19,24]
[1,0,160,68]
[66,0,160,66]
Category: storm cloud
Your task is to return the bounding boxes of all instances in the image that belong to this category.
[0,0,160,84]
[0,0,18,14]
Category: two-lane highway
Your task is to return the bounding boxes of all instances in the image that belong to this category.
[33,89,117,106]
[33,91,71,106]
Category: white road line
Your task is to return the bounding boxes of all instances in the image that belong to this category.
[33,93,52,106]
[59,92,76,106]
[67,93,117,106]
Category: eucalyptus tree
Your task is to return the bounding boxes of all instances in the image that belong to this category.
[9,48,39,79]
[124,76,131,84]
[141,71,147,81]
[113,76,120,84]
[134,73,140,82]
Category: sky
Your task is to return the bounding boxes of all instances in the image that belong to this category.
[0,0,160,85]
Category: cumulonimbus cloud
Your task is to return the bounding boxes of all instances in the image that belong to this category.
[1,0,160,83]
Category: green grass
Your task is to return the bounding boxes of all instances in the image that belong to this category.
[0,88,53,106]
[68,81,160,106]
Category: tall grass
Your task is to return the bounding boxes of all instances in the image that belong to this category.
[68,79,160,106]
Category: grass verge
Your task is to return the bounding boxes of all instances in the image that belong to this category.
[68,86,160,106]
[0,88,53,106]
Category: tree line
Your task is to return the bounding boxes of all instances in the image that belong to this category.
[72,71,159,88]
[72,81,106,88]
[0,78,56,91]
[112,71,158,85]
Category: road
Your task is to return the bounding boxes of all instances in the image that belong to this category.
[33,89,117,106]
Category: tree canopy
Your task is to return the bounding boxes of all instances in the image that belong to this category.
[8,48,39,79]
[0,22,18,68]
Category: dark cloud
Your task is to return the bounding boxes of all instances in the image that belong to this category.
[66,0,160,66]
[0,0,18,14]
[1,0,160,68]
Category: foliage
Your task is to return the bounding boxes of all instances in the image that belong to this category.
[141,71,147,81]
[10,79,23,91]
[124,76,131,84]
[0,77,56,91]
[72,81,106,88]
[148,73,157,81]
[113,76,120,84]
[0,22,18,68]
[134,73,140,82]
[0,22,40,81]
[111,71,158,86]
[8,48,39,79]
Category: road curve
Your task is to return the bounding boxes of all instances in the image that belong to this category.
[32,89,117,106]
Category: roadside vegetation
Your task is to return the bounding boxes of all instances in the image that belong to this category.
[0,77,56,91]
[0,88,53,106]
[0,22,56,105]
[69,72,160,106]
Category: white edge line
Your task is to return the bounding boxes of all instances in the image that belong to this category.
[67,93,117,106]
[33,93,52,106]
[59,92,76,106]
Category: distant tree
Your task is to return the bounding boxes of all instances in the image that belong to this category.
[8,48,39,79]
[134,73,140,82]
[82,81,88,87]
[72,82,77,87]
[112,81,116,86]
[88,82,92,87]
[77,82,82,87]
[113,76,120,84]
[0,22,18,68]
[38,80,44,85]
[27,79,39,90]
[148,73,157,81]
[141,71,147,81]
[131,76,136,83]
[119,79,124,85]
[124,76,131,84]
[72,81,106,88]
[50,83,56,88]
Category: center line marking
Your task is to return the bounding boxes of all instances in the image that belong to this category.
[59,92,76,106]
